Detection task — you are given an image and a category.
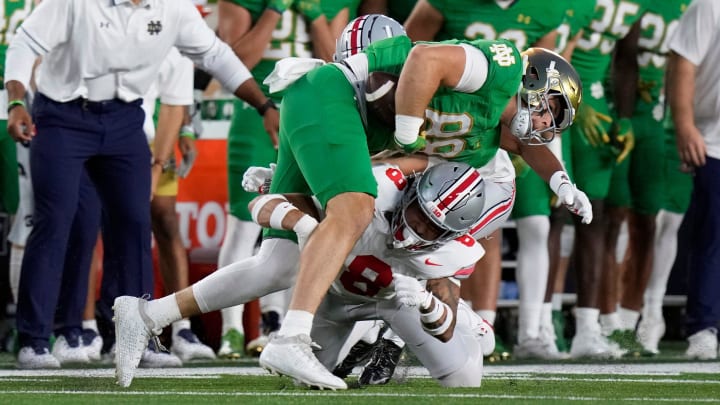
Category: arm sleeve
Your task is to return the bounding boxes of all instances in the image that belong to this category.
[4,0,72,88]
[668,0,720,66]
[174,0,253,93]
[453,44,489,93]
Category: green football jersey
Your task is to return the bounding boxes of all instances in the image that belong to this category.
[426,0,565,51]
[226,0,354,96]
[0,0,33,86]
[363,36,523,167]
[571,0,650,86]
[635,0,690,113]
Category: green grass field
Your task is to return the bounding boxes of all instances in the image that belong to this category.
[1,343,718,405]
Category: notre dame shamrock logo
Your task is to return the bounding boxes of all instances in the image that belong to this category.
[147,20,162,35]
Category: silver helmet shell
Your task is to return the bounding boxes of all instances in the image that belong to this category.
[391,162,486,251]
[334,14,406,62]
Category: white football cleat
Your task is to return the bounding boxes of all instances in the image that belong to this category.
[685,328,718,360]
[141,340,183,368]
[82,329,104,361]
[259,334,347,390]
[245,334,271,357]
[636,315,665,355]
[570,330,626,359]
[171,328,216,362]
[17,346,61,369]
[52,335,90,365]
[514,337,570,360]
[113,296,157,387]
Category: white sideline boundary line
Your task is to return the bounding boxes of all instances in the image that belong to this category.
[1,362,718,378]
[2,390,720,402]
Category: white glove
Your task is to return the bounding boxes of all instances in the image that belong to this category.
[549,171,593,224]
[393,273,431,308]
[242,163,276,193]
[565,186,593,224]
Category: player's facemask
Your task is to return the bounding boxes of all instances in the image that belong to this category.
[510,51,581,145]
[390,162,486,252]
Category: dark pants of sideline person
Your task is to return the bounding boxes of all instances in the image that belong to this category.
[684,156,720,335]
[16,93,153,349]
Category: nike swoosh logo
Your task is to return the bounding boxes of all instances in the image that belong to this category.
[424,258,441,266]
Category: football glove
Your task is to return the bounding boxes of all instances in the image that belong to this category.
[575,103,612,147]
[395,130,427,154]
[393,273,431,308]
[609,117,635,164]
[242,163,276,194]
[549,171,593,224]
[294,0,324,21]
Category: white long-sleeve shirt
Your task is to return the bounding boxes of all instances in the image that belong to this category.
[5,0,251,103]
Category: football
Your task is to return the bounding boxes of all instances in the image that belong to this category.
[365,71,399,129]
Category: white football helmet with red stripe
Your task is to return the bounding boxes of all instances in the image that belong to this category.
[333,14,406,62]
[391,162,486,251]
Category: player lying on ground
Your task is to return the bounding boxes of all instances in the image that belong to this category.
[112,161,494,388]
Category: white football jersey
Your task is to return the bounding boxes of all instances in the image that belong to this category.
[329,164,485,302]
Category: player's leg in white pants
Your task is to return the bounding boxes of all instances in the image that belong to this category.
[193,238,299,313]
[315,294,484,387]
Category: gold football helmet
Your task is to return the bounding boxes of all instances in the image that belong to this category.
[512,47,582,144]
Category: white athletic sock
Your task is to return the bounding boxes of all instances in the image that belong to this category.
[516,216,550,343]
[541,302,555,339]
[221,306,245,335]
[383,328,405,348]
[643,297,664,320]
[518,304,543,342]
[599,311,622,336]
[618,307,640,330]
[145,293,182,331]
[278,310,314,337]
[82,319,99,333]
[644,210,684,321]
[574,307,600,334]
[476,310,496,325]
[9,245,24,304]
[551,293,563,311]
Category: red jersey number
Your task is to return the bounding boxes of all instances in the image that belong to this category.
[340,255,394,297]
[385,167,407,190]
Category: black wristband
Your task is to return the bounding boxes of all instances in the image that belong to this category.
[256,99,277,116]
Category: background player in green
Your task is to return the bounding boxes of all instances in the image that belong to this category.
[214,0,350,358]
[0,1,33,220]
[563,0,650,359]
[637,109,693,354]
[404,0,568,361]
[256,32,586,388]
[601,0,691,355]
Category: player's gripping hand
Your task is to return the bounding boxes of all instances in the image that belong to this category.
[575,103,612,147]
[393,274,431,308]
[549,171,593,224]
[242,163,276,194]
[394,115,427,154]
[294,0,324,21]
[609,117,635,164]
[267,0,293,14]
